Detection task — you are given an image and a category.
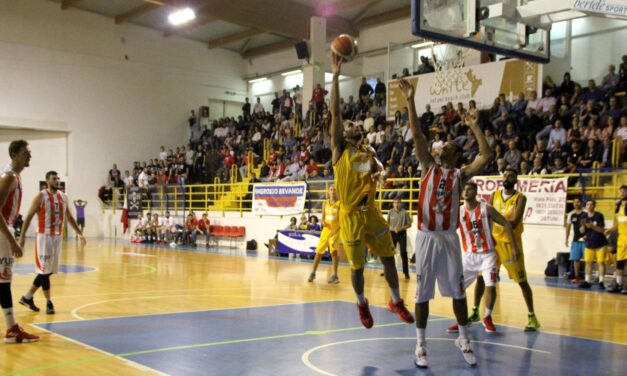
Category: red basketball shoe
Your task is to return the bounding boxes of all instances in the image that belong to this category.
[357,299,373,329]
[5,324,39,344]
[387,299,415,324]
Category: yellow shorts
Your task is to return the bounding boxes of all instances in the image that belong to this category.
[495,239,527,283]
[315,226,341,255]
[584,247,607,263]
[618,238,627,262]
[339,205,394,270]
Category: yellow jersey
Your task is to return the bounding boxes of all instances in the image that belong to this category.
[616,202,627,240]
[333,144,376,210]
[323,199,340,229]
[491,189,524,241]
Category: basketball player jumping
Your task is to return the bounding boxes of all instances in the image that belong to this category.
[18,171,86,315]
[399,78,494,367]
[330,53,414,328]
[308,184,341,284]
[0,140,39,343]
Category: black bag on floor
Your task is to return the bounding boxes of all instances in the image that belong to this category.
[544,258,558,277]
[246,239,257,251]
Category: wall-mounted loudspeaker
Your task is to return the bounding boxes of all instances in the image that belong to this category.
[294,41,310,60]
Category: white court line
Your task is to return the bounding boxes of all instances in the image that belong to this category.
[301,337,552,376]
[31,325,168,376]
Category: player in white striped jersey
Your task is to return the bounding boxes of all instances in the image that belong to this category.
[18,171,85,315]
[448,181,519,333]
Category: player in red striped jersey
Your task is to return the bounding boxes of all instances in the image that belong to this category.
[0,140,40,343]
[399,79,494,368]
[18,171,85,315]
[448,181,519,333]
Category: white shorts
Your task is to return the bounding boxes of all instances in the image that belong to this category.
[35,234,62,274]
[0,237,13,283]
[462,252,498,288]
[414,230,465,303]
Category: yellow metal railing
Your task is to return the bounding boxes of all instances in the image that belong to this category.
[103,170,625,219]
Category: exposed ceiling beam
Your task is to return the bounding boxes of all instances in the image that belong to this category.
[351,0,381,25]
[315,0,371,15]
[354,5,410,30]
[163,10,218,37]
[114,2,162,25]
[61,0,85,10]
[240,38,253,54]
[242,39,300,60]
[209,29,265,49]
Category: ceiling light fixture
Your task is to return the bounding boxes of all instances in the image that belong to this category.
[281,70,302,76]
[248,77,268,83]
[168,8,196,26]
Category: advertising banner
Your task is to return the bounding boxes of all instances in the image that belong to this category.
[252,183,307,216]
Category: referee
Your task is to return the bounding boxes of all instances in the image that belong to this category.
[388,197,413,280]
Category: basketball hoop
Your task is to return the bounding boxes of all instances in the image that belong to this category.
[430,41,472,94]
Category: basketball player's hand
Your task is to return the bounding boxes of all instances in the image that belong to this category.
[465,113,478,128]
[331,53,343,76]
[11,241,23,258]
[398,79,415,99]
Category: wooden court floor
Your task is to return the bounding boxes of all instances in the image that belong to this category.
[1,239,625,375]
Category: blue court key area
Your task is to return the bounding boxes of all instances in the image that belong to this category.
[35,301,625,376]
[13,263,96,275]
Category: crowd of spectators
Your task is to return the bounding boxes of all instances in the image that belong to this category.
[106,56,627,202]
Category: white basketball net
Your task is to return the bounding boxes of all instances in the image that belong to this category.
[431,42,471,90]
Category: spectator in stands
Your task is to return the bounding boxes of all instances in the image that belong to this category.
[359,77,374,100]
[109,164,122,187]
[511,92,527,115]
[519,159,530,175]
[293,86,302,118]
[582,80,604,104]
[159,146,168,161]
[401,68,411,77]
[537,88,557,117]
[601,65,620,95]
[579,99,600,127]
[559,72,576,97]
[184,213,199,247]
[504,140,521,169]
[197,213,210,247]
[374,78,386,102]
[530,157,547,175]
[526,90,540,114]
[602,96,622,126]
[308,216,321,231]
[298,213,309,230]
[123,170,134,188]
[188,110,197,128]
[548,119,567,149]
[253,97,264,116]
[271,92,280,114]
[551,156,568,174]
[311,84,327,116]
[286,217,298,230]
[137,167,150,188]
[580,139,602,168]
[280,89,293,118]
[600,137,614,168]
[242,98,251,120]
[543,75,557,95]
[416,56,435,74]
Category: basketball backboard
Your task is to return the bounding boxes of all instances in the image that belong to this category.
[412,0,551,63]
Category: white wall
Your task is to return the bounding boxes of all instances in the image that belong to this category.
[545,17,627,83]
[113,210,565,276]
[0,0,246,237]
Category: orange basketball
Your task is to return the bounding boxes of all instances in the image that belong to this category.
[331,34,358,62]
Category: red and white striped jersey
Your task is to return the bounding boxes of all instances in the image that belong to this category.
[37,190,67,235]
[1,164,22,226]
[417,165,462,232]
[458,200,496,253]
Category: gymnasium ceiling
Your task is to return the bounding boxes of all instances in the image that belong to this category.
[51,0,411,59]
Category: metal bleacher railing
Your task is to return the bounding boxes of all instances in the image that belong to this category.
[104,163,626,222]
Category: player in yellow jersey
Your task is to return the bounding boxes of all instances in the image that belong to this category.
[473,169,540,331]
[605,185,627,293]
[330,53,414,328]
[308,185,341,284]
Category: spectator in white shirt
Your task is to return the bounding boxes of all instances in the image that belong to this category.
[363,112,375,132]
[526,90,540,113]
[374,124,385,145]
[253,97,265,116]
[548,119,567,150]
[138,168,150,188]
[124,170,134,188]
[537,88,556,116]
[159,146,168,161]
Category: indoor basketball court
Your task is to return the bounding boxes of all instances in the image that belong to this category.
[1,0,626,375]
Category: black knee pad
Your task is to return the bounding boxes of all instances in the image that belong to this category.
[618,260,626,270]
[0,283,13,308]
[33,274,45,287]
[41,274,51,291]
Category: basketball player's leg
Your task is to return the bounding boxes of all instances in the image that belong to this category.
[413,230,439,367]
[340,211,372,328]
[309,227,331,282]
[1,240,38,343]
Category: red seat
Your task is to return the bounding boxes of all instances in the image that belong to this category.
[212,225,224,236]
[227,226,237,237]
[236,226,246,237]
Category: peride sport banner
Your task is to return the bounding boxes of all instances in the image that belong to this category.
[252,183,307,216]
[472,177,568,226]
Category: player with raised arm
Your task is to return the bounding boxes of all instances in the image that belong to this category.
[399,78,494,368]
[330,54,414,328]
